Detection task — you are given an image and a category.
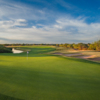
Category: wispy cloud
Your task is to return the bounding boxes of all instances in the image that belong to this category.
[56,0,75,9]
[0,19,27,29]
[0,17,100,43]
[0,0,46,21]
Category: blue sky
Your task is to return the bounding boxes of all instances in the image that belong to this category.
[0,0,100,43]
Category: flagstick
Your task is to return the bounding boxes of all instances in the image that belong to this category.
[27,51,28,60]
[27,51,29,60]
[27,53,28,60]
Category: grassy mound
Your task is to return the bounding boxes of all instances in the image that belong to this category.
[0,45,12,53]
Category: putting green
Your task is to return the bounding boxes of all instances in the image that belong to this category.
[0,46,100,100]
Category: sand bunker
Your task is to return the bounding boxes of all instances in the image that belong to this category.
[53,52,98,60]
[52,51,100,62]
[12,48,23,53]
[64,53,97,59]
[64,53,82,57]
[74,55,96,59]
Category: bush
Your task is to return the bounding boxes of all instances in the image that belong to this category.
[0,45,12,53]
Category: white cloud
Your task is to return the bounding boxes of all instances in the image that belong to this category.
[0,17,100,43]
[0,19,27,29]
[0,0,100,43]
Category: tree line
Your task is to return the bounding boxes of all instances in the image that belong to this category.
[1,40,100,51]
[56,40,100,51]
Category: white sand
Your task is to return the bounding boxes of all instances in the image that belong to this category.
[12,48,23,53]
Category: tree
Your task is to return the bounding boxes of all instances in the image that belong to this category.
[94,40,100,51]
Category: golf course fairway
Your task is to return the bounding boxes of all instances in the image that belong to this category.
[0,46,100,100]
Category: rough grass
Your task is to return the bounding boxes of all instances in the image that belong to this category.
[0,46,100,100]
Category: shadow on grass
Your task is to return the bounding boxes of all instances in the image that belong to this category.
[0,93,24,100]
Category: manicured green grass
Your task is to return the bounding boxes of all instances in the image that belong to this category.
[0,46,100,100]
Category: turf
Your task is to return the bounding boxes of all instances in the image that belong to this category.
[0,46,100,100]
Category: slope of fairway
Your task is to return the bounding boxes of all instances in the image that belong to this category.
[0,46,100,100]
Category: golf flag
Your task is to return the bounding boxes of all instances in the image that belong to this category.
[27,51,29,54]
